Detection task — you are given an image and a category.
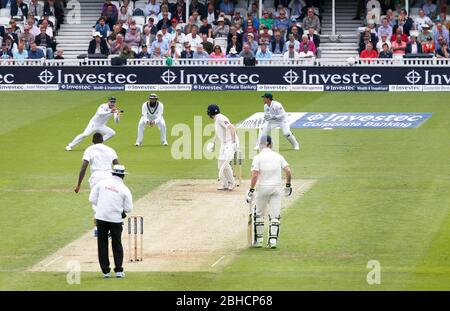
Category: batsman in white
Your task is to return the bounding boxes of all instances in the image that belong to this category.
[206,104,239,191]
[246,135,292,248]
[65,97,122,151]
[135,93,168,146]
[74,133,119,236]
[255,93,300,150]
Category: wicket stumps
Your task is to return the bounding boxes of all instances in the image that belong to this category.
[232,150,243,186]
[127,216,143,262]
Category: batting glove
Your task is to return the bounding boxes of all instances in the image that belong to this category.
[246,188,255,203]
[284,183,292,197]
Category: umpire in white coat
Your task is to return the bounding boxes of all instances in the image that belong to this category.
[246,135,292,248]
[89,165,133,278]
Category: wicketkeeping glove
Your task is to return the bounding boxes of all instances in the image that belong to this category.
[284,183,292,197]
[246,188,255,203]
[206,141,215,152]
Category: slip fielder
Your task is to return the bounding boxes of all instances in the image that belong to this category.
[65,97,122,151]
[206,104,239,191]
[246,135,292,248]
[255,93,300,150]
[135,93,168,146]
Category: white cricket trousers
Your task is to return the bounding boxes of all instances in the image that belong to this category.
[255,185,281,219]
[257,120,299,148]
[136,117,167,144]
[68,122,116,148]
[218,142,235,187]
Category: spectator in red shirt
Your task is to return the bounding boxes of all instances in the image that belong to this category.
[422,36,436,54]
[360,42,378,58]
[390,28,408,43]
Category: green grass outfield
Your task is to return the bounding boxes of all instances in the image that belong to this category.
[0,91,449,290]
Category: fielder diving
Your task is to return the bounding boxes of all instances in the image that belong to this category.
[255,93,300,150]
[65,97,122,151]
[135,93,168,146]
[207,104,239,191]
[246,135,292,248]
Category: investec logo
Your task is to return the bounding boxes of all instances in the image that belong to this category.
[37,69,137,84]
[405,70,450,85]
[160,69,259,85]
[283,69,382,84]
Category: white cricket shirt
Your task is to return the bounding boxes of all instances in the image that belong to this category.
[90,176,133,223]
[251,148,289,187]
[264,100,287,122]
[214,113,234,143]
[90,103,114,125]
[82,143,118,174]
[141,101,164,122]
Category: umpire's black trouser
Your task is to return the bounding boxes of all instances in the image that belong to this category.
[96,219,124,274]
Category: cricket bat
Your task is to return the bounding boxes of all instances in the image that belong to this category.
[247,201,253,247]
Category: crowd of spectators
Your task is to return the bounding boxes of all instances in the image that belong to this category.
[89,0,323,62]
[358,0,450,59]
[0,0,65,60]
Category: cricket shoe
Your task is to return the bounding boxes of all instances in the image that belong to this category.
[135,143,141,147]
[65,145,72,151]
[252,239,263,248]
[268,239,277,249]
[103,272,111,278]
[227,182,236,191]
[116,272,125,278]
[217,185,229,190]
[93,227,98,237]
[294,144,300,150]
[162,141,168,146]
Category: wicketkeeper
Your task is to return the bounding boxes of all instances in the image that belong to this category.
[246,135,292,248]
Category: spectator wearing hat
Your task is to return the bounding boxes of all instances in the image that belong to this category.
[151,30,169,55]
[418,23,433,43]
[360,42,378,58]
[226,46,239,58]
[303,7,320,33]
[255,43,272,59]
[422,35,436,54]
[213,16,229,39]
[89,164,133,279]
[283,43,299,59]
[270,30,285,55]
[95,17,111,39]
[0,42,13,59]
[406,34,423,55]
[136,44,152,58]
[10,0,28,18]
[378,43,393,58]
[89,32,110,56]
[376,33,391,52]
[180,41,193,58]
[284,33,300,52]
[173,24,186,50]
[436,40,450,58]
[145,0,160,16]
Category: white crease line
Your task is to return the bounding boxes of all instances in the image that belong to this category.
[211,255,226,268]
[44,255,63,267]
